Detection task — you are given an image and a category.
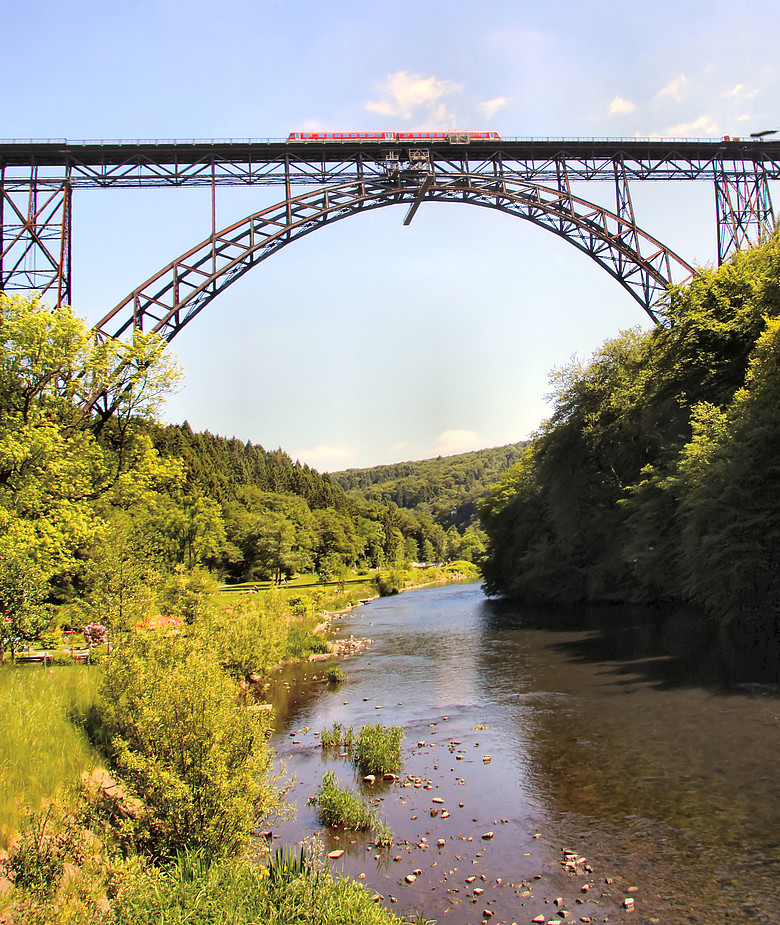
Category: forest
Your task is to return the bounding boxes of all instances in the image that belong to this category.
[480,231,780,672]
[0,287,480,667]
[331,441,527,533]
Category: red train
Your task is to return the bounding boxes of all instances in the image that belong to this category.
[286,131,500,143]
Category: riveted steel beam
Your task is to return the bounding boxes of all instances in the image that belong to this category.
[2,137,776,308]
[93,176,694,347]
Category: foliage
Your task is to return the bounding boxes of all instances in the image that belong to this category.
[5,805,84,899]
[479,231,780,657]
[353,724,403,777]
[324,665,346,684]
[0,294,181,599]
[312,771,391,844]
[374,569,409,596]
[111,850,426,924]
[0,550,48,662]
[331,442,528,535]
[97,633,284,861]
[195,593,316,680]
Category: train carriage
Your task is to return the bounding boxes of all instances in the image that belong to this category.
[287,131,501,143]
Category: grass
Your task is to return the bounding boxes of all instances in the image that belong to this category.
[0,665,100,848]
[312,772,392,846]
[319,722,404,777]
[319,722,354,749]
[324,665,346,684]
[354,724,404,777]
[110,849,427,924]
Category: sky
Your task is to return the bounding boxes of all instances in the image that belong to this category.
[3,0,778,471]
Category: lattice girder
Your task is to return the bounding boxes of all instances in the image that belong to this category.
[93,175,695,343]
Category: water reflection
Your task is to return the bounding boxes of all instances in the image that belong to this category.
[269,584,780,924]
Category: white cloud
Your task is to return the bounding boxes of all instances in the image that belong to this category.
[296,444,353,468]
[656,74,689,102]
[666,114,719,136]
[432,429,482,456]
[365,71,462,125]
[480,96,510,119]
[609,96,637,116]
[722,83,758,101]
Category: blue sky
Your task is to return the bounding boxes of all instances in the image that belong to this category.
[3,0,778,469]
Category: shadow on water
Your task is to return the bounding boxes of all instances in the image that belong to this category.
[481,596,780,692]
[269,584,780,925]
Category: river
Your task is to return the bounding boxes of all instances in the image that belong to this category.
[267,582,780,925]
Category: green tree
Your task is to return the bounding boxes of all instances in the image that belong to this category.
[0,548,48,663]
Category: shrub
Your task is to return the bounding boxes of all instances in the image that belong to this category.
[97,633,286,861]
[374,569,408,597]
[6,806,83,899]
[287,624,329,657]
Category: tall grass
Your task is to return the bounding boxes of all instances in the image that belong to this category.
[354,724,403,777]
[319,722,354,749]
[0,666,100,847]
[111,850,428,924]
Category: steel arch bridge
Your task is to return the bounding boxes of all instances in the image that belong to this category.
[1,136,778,338]
[93,174,694,339]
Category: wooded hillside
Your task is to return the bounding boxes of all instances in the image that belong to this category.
[331,442,528,531]
[480,232,780,665]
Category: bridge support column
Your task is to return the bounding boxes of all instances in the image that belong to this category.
[0,163,72,306]
[715,164,775,265]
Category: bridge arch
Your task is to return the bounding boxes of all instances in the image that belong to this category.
[93,175,695,342]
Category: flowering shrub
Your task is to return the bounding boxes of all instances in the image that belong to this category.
[83,622,108,648]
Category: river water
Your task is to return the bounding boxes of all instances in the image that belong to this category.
[267,583,780,925]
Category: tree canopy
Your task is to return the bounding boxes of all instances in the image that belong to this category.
[479,232,780,655]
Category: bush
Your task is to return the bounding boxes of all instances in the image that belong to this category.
[374,570,408,597]
[97,633,286,861]
[287,624,329,657]
[6,806,83,899]
[324,665,346,684]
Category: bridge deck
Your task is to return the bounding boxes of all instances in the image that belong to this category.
[1,138,779,186]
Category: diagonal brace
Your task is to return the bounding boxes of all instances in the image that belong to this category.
[403,175,434,225]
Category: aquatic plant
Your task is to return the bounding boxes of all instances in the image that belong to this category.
[312,771,392,845]
[354,724,403,777]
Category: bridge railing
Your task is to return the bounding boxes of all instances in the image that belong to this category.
[0,135,756,146]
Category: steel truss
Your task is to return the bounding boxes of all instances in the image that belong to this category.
[715,162,775,263]
[1,138,777,318]
[1,164,72,305]
[93,174,694,344]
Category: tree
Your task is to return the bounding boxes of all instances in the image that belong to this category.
[0,547,48,663]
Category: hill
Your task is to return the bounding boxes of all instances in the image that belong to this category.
[330,442,528,532]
